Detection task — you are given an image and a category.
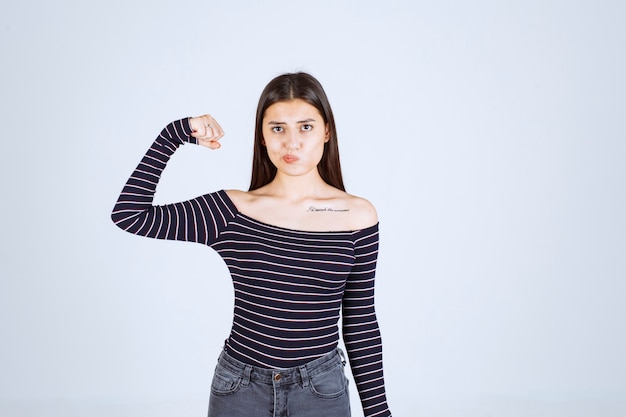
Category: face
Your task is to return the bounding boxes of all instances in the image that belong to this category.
[262,99,329,178]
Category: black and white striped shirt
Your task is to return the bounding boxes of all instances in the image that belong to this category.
[112,119,391,417]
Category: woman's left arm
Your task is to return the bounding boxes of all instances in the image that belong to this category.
[342,225,392,417]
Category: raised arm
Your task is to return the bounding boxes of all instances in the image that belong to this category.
[342,225,392,417]
[111,116,235,245]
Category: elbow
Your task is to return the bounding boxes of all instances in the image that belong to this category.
[110,209,124,231]
[110,205,131,232]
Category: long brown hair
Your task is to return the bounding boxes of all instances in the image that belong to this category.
[248,72,345,191]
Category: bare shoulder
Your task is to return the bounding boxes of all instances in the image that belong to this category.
[225,188,276,215]
[224,188,248,202]
[224,189,255,210]
[343,193,378,230]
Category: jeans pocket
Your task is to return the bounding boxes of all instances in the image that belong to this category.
[210,363,243,396]
[308,363,348,399]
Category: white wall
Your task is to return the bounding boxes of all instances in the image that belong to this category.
[1,0,625,416]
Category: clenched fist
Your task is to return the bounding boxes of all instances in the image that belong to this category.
[189,114,225,150]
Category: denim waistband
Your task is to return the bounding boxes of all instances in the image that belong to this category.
[216,348,346,386]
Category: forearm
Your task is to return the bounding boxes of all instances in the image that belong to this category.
[343,305,391,417]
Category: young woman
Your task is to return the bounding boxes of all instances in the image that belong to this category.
[112,72,392,417]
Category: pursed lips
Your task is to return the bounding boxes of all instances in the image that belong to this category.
[282,154,299,163]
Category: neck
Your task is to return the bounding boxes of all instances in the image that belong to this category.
[266,171,329,201]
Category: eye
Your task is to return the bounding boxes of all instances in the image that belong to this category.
[301,124,313,131]
[271,126,284,133]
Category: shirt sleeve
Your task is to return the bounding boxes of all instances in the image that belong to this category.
[342,224,392,417]
[111,118,236,245]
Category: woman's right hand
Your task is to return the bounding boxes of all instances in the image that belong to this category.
[189,114,225,150]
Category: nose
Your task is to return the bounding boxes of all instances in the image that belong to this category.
[286,132,300,150]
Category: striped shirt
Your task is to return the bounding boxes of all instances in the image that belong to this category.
[111,118,391,417]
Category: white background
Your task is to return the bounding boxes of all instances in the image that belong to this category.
[1,1,625,416]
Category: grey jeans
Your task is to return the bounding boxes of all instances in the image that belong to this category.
[207,348,351,417]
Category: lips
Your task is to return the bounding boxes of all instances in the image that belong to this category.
[282,155,299,163]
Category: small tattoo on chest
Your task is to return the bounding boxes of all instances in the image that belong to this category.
[307,206,349,213]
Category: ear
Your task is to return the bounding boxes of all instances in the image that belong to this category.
[324,124,330,142]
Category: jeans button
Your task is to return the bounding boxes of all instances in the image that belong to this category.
[274,373,281,381]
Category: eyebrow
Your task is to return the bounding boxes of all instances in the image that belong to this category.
[267,118,317,125]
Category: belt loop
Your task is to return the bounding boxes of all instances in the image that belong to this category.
[337,347,346,366]
[242,365,252,387]
[299,365,309,388]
